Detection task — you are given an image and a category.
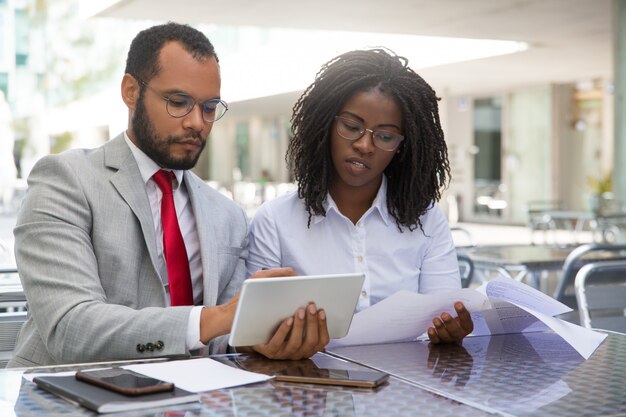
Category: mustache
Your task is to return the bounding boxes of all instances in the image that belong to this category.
[165,132,204,144]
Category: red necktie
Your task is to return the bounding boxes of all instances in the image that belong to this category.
[153,170,193,306]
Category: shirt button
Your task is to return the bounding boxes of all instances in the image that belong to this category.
[356,256,363,263]
[361,290,367,297]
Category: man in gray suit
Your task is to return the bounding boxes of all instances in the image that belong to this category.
[9,23,328,367]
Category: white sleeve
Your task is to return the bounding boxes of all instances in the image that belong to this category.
[418,205,462,294]
[186,306,205,350]
[246,202,282,277]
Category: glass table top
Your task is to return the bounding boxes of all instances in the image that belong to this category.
[328,331,626,417]
[2,331,623,417]
[0,352,491,417]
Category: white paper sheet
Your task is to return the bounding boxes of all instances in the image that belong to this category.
[513,306,608,359]
[328,288,490,348]
[123,358,272,393]
[477,277,572,316]
[330,276,607,360]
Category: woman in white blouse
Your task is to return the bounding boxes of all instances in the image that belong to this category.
[247,48,473,344]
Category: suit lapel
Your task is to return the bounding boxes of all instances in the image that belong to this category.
[105,135,161,286]
[185,171,218,306]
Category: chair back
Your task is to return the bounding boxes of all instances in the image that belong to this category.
[0,311,27,368]
[554,243,626,309]
[0,267,26,368]
[575,260,626,333]
[457,253,475,288]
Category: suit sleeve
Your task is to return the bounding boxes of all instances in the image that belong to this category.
[14,154,191,364]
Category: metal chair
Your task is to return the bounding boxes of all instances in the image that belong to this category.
[457,253,475,288]
[0,267,26,368]
[554,244,626,310]
[525,200,566,244]
[0,311,27,368]
[575,260,626,333]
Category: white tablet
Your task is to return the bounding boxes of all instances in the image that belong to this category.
[228,273,365,347]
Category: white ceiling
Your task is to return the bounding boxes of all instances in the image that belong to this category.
[98,0,613,114]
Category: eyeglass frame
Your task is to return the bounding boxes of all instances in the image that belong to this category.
[334,116,405,151]
[134,76,228,123]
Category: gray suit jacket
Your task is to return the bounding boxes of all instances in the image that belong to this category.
[9,134,248,367]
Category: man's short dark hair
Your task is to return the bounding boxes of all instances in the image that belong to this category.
[125,22,218,82]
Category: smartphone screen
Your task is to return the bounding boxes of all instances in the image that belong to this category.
[75,368,175,396]
[275,366,389,388]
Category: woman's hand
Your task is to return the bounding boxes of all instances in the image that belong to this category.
[427,302,474,344]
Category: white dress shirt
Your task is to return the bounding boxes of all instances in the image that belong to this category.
[247,176,460,312]
[124,133,204,350]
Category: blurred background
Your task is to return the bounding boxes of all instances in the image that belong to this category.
[0,0,622,251]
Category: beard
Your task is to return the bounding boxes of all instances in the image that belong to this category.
[131,96,206,170]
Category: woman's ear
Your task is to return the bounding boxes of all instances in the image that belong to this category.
[121,74,140,110]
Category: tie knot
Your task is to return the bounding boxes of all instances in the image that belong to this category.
[153,170,175,195]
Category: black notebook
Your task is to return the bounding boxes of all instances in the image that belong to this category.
[33,374,200,414]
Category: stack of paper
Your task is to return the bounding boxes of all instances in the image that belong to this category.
[328,277,607,359]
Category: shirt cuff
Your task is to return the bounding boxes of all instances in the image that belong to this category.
[186,306,206,351]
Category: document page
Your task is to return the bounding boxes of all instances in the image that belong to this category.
[124,358,272,393]
[328,288,489,348]
[471,277,607,359]
[470,300,550,336]
[330,276,607,359]
[476,277,572,316]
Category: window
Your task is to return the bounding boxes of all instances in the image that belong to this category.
[473,97,504,216]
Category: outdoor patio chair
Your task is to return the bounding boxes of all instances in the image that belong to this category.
[574,260,626,334]
[457,253,475,288]
[0,311,27,368]
[554,243,626,310]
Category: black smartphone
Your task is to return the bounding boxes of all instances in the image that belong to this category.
[75,368,175,396]
[275,366,389,388]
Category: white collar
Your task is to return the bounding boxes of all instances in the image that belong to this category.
[123,131,184,189]
[315,176,391,226]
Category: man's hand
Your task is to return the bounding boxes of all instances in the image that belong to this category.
[250,267,297,279]
[427,302,473,344]
[252,302,330,360]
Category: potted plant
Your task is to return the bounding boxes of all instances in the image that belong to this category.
[587,171,613,216]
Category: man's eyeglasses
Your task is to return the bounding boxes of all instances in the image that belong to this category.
[334,116,404,152]
[136,77,228,123]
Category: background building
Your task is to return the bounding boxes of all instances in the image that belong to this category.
[0,0,619,225]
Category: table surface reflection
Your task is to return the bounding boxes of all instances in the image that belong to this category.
[2,332,624,417]
[1,352,490,417]
[328,331,626,417]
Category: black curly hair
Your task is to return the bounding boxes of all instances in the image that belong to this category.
[287,48,451,231]
[124,22,217,83]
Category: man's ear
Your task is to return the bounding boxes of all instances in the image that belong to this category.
[121,74,140,110]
